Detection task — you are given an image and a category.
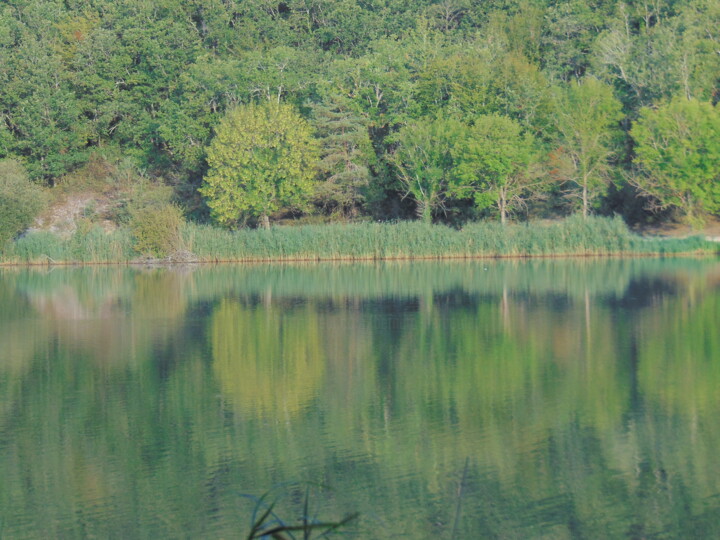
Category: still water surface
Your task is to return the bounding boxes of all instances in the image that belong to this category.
[1,259,719,538]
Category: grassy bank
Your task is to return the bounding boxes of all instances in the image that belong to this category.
[1,216,717,265]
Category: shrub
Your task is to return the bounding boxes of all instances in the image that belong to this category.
[129,203,185,257]
[0,159,45,248]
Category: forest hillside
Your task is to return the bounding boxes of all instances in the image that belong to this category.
[1,0,719,245]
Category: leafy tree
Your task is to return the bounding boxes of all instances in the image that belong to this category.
[593,18,687,108]
[630,97,720,225]
[240,46,321,106]
[0,0,716,231]
[677,0,720,103]
[200,102,319,228]
[484,1,546,64]
[540,0,612,81]
[389,115,464,223]
[0,33,89,180]
[489,53,556,139]
[453,114,538,224]
[155,56,245,174]
[552,77,623,218]
[309,93,374,218]
[417,48,555,140]
[0,159,45,247]
[416,48,495,121]
[328,38,418,130]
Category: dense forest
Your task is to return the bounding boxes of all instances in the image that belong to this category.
[1,0,719,236]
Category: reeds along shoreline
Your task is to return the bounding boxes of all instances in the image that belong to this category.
[1,216,717,266]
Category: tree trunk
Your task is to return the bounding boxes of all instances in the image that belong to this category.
[582,182,589,219]
[260,214,270,229]
[416,199,432,224]
[499,188,507,226]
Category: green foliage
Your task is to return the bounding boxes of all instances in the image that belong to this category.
[0,159,45,247]
[4,227,133,264]
[631,97,720,225]
[0,0,718,229]
[389,115,465,222]
[453,114,538,224]
[200,102,319,228]
[309,93,374,217]
[177,216,715,262]
[552,77,623,217]
[129,204,184,258]
[592,1,720,108]
[121,177,185,257]
[0,31,90,179]
[541,0,613,81]
[432,50,556,138]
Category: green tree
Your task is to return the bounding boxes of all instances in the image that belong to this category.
[553,77,623,218]
[389,115,464,223]
[0,159,45,247]
[416,48,555,140]
[200,102,319,228]
[541,0,612,81]
[0,32,90,180]
[593,15,687,109]
[309,93,374,218]
[630,97,720,225]
[454,114,538,225]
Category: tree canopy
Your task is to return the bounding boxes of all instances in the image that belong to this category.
[631,97,720,224]
[389,115,464,223]
[552,77,623,218]
[0,0,719,228]
[200,102,319,228]
[454,114,538,224]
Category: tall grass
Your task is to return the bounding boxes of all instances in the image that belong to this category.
[1,216,716,265]
[2,226,133,265]
[182,215,717,262]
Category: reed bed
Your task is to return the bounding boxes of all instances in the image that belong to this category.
[1,216,716,265]
[2,227,133,265]
[181,215,716,262]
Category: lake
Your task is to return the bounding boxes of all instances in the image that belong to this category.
[1,259,719,539]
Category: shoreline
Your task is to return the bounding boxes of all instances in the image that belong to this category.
[1,249,717,268]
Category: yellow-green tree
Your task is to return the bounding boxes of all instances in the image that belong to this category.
[200,102,319,228]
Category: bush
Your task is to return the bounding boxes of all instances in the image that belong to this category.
[129,203,184,257]
[0,160,45,248]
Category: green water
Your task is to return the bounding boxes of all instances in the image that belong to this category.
[1,259,719,539]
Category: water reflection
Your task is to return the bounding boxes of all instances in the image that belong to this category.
[0,259,719,538]
[211,298,325,418]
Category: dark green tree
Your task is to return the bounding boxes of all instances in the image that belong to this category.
[309,93,374,218]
